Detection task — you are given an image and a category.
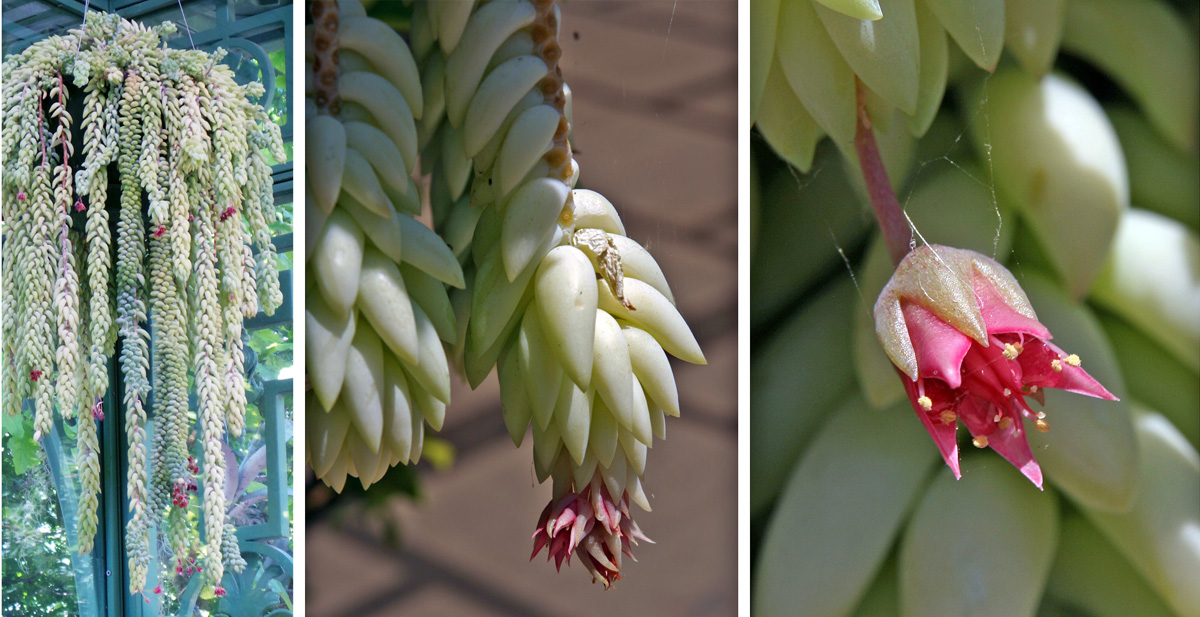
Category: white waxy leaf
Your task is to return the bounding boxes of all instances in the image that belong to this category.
[357,247,419,366]
[308,393,350,477]
[520,307,565,430]
[1092,209,1200,372]
[399,213,465,288]
[535,245,598,390]
[444,0,536,126]
[617,425,647,476]
[814,0,882,20]
[404,368,446,433]
[600,451,627,501]
[342,321,386,453]
[553,380,592,466]
[501,177,570,280]
[307,114,345,213]
[381,354,414,462]
[532,417,564,482]
[339,71,418,169]
[589,398,620,468]
[591,310,634,429]
[607,234,674,304]
[463,54,549,156]
[407,303,452,405]
[441,122,472,202]
[475,89,543,174]
[623,325,681,418]
[498,344,533,447]
[649,402,666,441]
[966,69,1127,299]
[1049,515,1178,617]
[305,185,326,262]
[313,210,365,319]
[497,104,560,196]
[570,189,626,236]
[346,430,382,490]
[470,245,538,352]
[338,16,424,119]
[907,4,947,136]
[750,0,782,121]
[341,192,403,263]
[343,121,411,192]
[628,375,654,448]
[400,264,457,345]
[306,294,356,410]
[598,277,705,365]
[572,450,599,494]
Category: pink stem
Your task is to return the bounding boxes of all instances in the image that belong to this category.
[853,79,910,266]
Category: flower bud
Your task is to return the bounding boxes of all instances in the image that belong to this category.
[875,245,1117,487]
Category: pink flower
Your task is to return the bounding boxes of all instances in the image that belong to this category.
[16,191,26,201]
[74,199,86,212]
[530,476,652,588]
[213,586,226,597]
[154,225,166,238]
[152,585,162,595]
[29,370,42,381]
[875,245,1116,488]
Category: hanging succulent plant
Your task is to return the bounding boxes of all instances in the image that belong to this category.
[1,12,286,597]
[304,0,705,588]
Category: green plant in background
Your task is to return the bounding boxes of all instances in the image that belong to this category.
[1,11,285,599]
[305,0,704,587]
[751,1,1198,616]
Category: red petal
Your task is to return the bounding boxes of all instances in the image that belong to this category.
[901,372,961,479]
[973,276,1052,339]
[901,301,973,389]
[958,398,1043,489]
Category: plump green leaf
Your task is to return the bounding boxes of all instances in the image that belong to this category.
[756,397,936,617]
[1022,275,1137,512]
[1091,208,1200,372]
[775,0,857,146]
[814,0,883,21]
[964,69,1127,299]
[815,0,920,115]
[900,454,1059,617]
[751,277,860,514]
[1003,0,1066,77]
[1048,514,1177,617]
[1084,409,1200,617]
[922,0,1005,70]
[755,57,825,174]
[751,0,783,121]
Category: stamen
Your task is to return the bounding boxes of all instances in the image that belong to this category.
[1035,419,1050,432]
[1036,411,1046,419]
[1051,359,1063,372]
[993,412,1003,423]
[1064,354,1081,367]
[999,417,1013,430]
[1030,385,1039,393]
[1003,388,1011,397]
[1003,343,1019,360]
[917,396,932,411]
[972,435,989,448]
[939,410,957,425]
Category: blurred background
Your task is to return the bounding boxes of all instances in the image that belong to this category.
[306,2,737,616]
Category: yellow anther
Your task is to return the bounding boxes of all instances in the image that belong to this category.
[1014,342,1024,354]
[1065,354,1081,367]
[1036,411,1046,419]
[939,410,957,425]
[1051,359,1063,372]
[1003,388,1012,397]
[1003,344,1019,360]
[972,435,990,448]
[1035,419,1050,432]
[918,396,932,411]
[999,417,1013,430]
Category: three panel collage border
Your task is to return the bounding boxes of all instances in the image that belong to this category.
[0,0,1196,616]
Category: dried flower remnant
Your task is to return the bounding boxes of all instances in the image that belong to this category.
[874,245,1117,488]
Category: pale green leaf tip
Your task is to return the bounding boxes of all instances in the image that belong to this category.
[816,0,883,21]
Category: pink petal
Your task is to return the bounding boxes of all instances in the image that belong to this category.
[973,276,1052,339]
[1042,342,1118,401]
[957,397,1043,489]
[901,301,973,389]
[901,372,961,479]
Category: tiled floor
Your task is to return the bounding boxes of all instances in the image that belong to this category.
[307,2,737,615]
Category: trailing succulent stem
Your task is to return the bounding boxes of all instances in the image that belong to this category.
[2,12,284,595]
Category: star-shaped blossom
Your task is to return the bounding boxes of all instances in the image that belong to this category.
[875,245,1117,488]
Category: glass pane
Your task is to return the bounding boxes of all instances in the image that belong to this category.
[3,410,102,617]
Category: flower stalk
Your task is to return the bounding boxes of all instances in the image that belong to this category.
[853,78,910,266]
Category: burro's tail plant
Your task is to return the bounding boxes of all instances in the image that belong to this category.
[305,0,705,587]
[2,13,285,598]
